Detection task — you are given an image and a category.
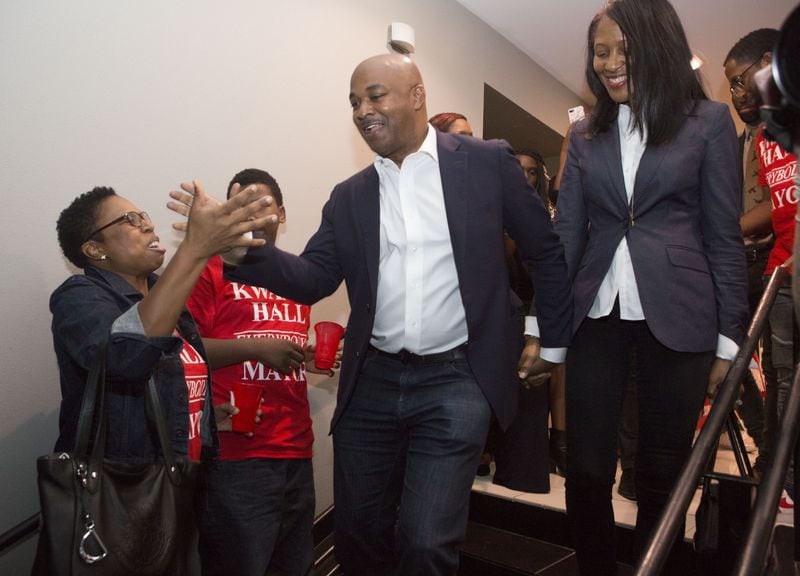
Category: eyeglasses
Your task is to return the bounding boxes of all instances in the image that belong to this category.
[84,211,151,243]
[729,57,763,96]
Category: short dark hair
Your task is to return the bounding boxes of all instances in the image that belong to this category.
[585,0,706,145]
[725,28,779,66]
[56,186,117,269]
[227,168,283,206]
[429,112,467,133]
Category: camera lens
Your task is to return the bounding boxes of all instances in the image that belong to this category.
[773,5,800,109]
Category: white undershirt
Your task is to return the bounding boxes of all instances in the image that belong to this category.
[370,125,468,354]
[589,104,646,320]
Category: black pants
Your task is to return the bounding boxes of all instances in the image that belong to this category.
[565,308,713,575]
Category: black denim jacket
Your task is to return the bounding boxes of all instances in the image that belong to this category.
[50,266,217,460]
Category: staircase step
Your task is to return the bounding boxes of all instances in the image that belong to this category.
[459,522,634,575]
[459,521,573,574]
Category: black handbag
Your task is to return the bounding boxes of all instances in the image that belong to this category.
[31,340,200,575]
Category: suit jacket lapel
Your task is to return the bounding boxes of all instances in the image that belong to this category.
[437,134,469,271]
[355,167,380,299]
[633,143,668,208]
[598,125,629,209]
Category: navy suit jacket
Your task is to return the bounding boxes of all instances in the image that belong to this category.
[555,100,748,352]
[229,131,572,430]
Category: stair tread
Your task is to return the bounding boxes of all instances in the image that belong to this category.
[460,522,574,573]
[460,523,634,575]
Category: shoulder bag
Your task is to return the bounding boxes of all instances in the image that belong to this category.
[31,339,200,575]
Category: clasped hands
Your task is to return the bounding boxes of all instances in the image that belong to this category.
[517,335,557,388]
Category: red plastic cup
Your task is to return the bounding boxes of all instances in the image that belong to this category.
[230,382,263,433]
[314,321,345,370]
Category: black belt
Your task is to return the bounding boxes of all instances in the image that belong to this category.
[367,344,467,365]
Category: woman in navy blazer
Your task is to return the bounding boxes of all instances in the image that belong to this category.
[555,0,748,573]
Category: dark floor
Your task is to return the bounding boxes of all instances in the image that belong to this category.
[310,491,798,575]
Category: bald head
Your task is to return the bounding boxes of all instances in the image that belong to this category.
[352,53,423,87]
[349,54,428,166]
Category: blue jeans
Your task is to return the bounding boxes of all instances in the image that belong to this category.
[332,350,492,576]
[198,458,315,576]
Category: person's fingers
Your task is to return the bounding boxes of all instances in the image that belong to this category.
[216,402,238,416]
[229,187,272,220]
[166,199,190,217]
[191,179,208,209]
[517,352,536,379]
[523,372,551,388]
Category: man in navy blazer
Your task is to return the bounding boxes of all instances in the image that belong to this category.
[219,54,572,576]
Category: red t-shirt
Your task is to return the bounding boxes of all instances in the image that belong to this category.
[759,130,799,274]
[178,336,208,461]
[186,256,313,460]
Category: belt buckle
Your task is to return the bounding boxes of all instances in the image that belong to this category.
[397,349,419,363]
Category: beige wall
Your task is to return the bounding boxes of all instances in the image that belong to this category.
[0,0,582,571]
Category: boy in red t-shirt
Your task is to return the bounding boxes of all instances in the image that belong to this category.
[187,168,334,576]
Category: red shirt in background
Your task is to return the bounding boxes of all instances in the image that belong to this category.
[186,256,313,461]
[178,337,208,461]
[759,129,798,275]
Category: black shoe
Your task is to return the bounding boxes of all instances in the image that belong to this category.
[618,469,636,501]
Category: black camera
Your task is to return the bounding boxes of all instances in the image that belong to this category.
[760,4,800,153]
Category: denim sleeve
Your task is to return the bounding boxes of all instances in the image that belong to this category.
[108,303,183,379]
[51,277,181,381]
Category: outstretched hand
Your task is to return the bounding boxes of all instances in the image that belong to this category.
[167,180,275,258]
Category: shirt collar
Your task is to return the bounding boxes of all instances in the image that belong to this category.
[618,104,632,133]
[85,265,157,298]
[373,124,439,171]
[618,104,647,143]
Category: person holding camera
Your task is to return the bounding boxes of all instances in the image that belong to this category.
[726,27,800,511]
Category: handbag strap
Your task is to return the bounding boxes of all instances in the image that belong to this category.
[73,339,108,456]
[145,376,184,485]
[80,337,185,490]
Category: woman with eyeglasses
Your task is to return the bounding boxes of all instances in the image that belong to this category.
[555,0,748,572]
[50,184,269,461]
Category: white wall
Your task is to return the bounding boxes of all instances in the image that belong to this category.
[0,0,582,571]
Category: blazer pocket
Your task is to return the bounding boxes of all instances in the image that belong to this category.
[665,245,710,274]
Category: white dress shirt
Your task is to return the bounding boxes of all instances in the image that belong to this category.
[370,125,468,354]
[589,104,646,321]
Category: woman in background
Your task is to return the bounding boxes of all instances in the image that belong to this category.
[428,111,473,136]
[555,0,747,572]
